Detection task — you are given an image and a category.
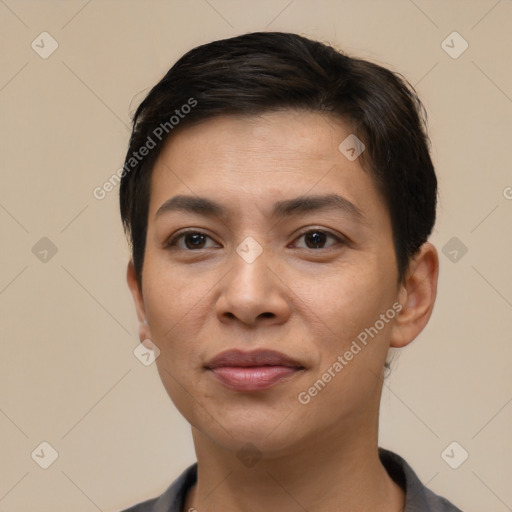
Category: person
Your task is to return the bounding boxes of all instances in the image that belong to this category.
[118,31,464,512]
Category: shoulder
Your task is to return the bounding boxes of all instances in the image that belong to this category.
[421,486,466,512]
[118,462,198,512]
[119,497,158,512]
[378,447,465,512]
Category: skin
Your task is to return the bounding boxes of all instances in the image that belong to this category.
[127,110,439,512]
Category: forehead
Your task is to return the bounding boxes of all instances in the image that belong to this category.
[147,110,388,227]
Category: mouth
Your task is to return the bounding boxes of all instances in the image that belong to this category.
[205,349,305,392]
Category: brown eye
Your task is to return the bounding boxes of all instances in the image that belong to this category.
[294,229,342,250]
[166,231,217,250]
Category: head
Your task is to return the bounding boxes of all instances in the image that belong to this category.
[120,32,439,457]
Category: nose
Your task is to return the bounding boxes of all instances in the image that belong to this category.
[216,245,291,327]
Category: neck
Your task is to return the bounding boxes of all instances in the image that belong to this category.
[184,421,404,512]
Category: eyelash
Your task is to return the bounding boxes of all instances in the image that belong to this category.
[165,228,345,251]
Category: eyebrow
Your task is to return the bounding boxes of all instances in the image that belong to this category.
[155,193,367,224]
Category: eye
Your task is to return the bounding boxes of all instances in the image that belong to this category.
[166,228,345,251]
[292,229,344,250]
[166,230,218,250]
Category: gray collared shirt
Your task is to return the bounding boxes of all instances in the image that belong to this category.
[120,447,464,512]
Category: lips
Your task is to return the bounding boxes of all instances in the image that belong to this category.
[205,349,304,391]
[206,349,303,369]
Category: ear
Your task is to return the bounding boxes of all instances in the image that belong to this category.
[390,242,439,348]
[126,260,151,342]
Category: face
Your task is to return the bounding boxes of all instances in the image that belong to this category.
[127,110,425,457]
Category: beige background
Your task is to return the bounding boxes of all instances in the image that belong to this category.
[1,0,511,511]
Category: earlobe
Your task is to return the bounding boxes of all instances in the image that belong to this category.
[389,242,439,348]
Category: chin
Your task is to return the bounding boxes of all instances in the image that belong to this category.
[190,408,305,453]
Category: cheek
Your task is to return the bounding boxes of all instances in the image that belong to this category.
[295,258,393,335]
[142,274,205,387]
[144,255,210,329]
[294,261,397,404]
[145,269,208,422]
[297,274,394,418]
